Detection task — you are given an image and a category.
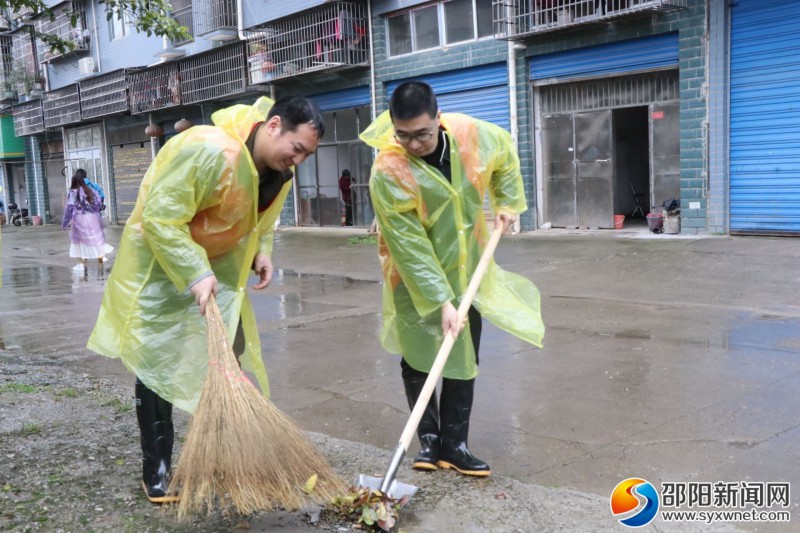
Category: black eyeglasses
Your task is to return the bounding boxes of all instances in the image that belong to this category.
[394,130,436,144]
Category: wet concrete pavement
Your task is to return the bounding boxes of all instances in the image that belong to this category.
[2,223,800,531]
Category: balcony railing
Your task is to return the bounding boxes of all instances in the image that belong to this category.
[36,1,89,63]
[129,62,182,114]
[42,84,81,128]
[179,42,246,104]
[196,0,237,40]
[79,69,142,120]
[0,36,13,99]
[11,28,38,97]
[244,2,369,84]
[12,99,45,136]
[172,5,194,45]
[494,0,689,39]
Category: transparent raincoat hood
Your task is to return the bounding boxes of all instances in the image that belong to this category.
[361,111,544,379]
[88,97,289,413]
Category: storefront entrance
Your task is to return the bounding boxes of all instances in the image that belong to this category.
[537,70,679,229]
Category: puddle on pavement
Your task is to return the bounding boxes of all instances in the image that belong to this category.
[1,265,109,296]
[254,270,378,323]
[274,268,377,290]
[255,292,355,322]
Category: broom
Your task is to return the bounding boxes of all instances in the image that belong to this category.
[168,295,346,519]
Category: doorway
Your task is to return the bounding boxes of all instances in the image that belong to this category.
[296,106,373,227]
[613,106,650,222]
[537,70,680,229]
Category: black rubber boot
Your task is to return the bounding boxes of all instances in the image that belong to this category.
[401,364,441,471]
[437,377,491,477]
[135,379,179,503]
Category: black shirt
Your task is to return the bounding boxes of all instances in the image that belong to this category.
[420,129,451,183]
[245,122,294,212]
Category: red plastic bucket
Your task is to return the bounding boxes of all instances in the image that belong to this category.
[613,214,625,229]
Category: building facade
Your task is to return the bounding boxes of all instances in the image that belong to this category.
[0,1,797,236]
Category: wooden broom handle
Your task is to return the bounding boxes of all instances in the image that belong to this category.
[398,225,505,451]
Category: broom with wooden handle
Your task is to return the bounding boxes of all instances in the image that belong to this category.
[169,296,345,519]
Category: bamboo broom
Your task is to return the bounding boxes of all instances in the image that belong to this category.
[169,296,346,520]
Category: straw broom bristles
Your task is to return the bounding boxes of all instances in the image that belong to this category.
[169,296,346,519]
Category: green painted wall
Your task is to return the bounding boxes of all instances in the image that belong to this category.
[0,115,25,158]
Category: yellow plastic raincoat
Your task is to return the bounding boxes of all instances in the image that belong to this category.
[88,97,288,413]
[361,111,544,380]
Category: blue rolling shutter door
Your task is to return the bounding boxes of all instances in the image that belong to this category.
[311,86,371,111]
[730,0,800,233]
[530,33,679,82]
[386,63,509,130]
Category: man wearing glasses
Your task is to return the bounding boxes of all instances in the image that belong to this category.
[361,82,544,478]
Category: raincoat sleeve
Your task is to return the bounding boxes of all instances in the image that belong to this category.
[371,170,455,317]
[61,191,76,229]
[140,140,230,293]
[485,124,527,216]
[257,223,275,257]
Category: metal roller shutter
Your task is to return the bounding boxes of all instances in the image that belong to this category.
[730,0,800,234]
[311,86,371,111]
[112,143,152,225]
[530,33,679,82]
[386,63,510,130]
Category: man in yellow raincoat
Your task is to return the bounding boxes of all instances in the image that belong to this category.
[361,82,544,477]
[88,96,324,503]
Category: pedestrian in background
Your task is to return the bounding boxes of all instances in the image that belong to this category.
[73,168,108,261]
[339,168,353,226]
[77,169,105,209]
[61,171,113,271]
[361,81,544,477]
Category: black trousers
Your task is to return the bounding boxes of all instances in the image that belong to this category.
[401,306,482,379]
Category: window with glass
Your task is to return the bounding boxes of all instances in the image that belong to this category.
[109,8,128,40]
[387,0,493,56]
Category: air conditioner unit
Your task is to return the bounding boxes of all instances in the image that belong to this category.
[78,57,96,75]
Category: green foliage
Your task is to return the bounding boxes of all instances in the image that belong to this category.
[0,1,190,53]
[349,234,378,245]
[0,382,38,393]
[100,397,132,415]
[21,422,42,436]
[100,0,191,42]
[5,59,42,94]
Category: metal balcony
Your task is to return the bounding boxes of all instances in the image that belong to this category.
[36,1,89,63]
[79,68,142,120]
[0,11,11,31]
[129,62,182,115]
[196,0,238,41]
[245,1,369,84]
[10,6,36,21]
[172,4,194,45]
[0,36,14,101]
[42,84,81,128]
[10,28,40,97]
[179,42,246,104]
[493,0,689,39]
[12,99,45,136]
